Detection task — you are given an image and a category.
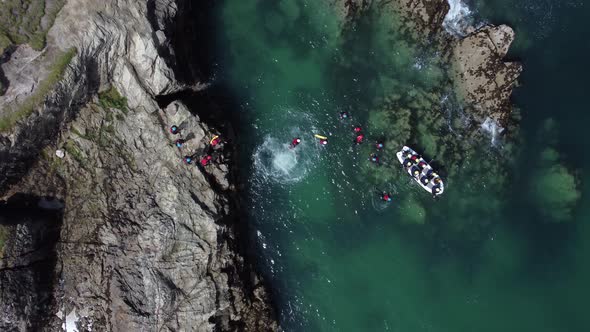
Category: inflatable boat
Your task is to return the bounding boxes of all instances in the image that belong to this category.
[396,146,444,196]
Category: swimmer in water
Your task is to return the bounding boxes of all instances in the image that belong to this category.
[376,141,384,150]
[369,153,379,164]
[381,191,393,202]
[290,137,301,148]
[340,111,349,119]
[354,133,364,144]
[314,134,328,146]
[353,125,362,133]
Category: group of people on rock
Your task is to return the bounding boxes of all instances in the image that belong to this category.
[169,124,225,168]
[290,111,394,202]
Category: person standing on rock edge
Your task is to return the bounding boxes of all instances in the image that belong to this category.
[210,135,221,147]
[183,155,194,165]
[200,155,213,166]
[170,125,180,135]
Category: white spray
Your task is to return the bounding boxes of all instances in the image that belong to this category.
[443,0,474,37]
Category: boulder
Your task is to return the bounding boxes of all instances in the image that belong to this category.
[451,24,522,126]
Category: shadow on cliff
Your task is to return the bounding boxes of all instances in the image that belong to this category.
[0,193,64,330]
[151,0,279,325]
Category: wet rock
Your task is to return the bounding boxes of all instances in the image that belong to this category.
[451,24,522,126]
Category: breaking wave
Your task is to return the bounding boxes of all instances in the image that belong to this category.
[443,0,474,37]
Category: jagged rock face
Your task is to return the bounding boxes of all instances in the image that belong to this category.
[4,101,275,331]
[451,25,523,126]
[0,0,182,192]
[0,0,277,331]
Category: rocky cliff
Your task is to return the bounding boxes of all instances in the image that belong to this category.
[0,0,277,331]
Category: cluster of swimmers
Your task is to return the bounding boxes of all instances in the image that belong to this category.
[169,124,225,167]
[401,151,443,194]
[290,111,393,203]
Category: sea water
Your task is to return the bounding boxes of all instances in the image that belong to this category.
[213,0,590,330]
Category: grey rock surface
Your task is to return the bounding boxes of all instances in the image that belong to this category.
[0,0,277,331]
[451,24,522,126]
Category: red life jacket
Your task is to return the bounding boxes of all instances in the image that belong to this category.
[356,134,364,143]
[201,155,212,166]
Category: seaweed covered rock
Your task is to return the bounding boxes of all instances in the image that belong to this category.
[451,25,523,127]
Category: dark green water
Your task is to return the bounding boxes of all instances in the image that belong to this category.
[214,1,589,331]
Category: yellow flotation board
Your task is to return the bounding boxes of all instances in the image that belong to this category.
[210,135,219,144]
[314,134,328,140]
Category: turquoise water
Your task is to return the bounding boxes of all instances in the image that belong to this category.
[214,1,589,331]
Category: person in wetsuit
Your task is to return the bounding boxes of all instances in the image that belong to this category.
[369,153,379,164]
[403,158,413,168]
[200,155,213,166]
[170,125,180,135]
[175,139,185,148]
[381,191,393,202]
[183,155,194,164]
[210,135,221,147]
[411,166,421,178]
[291,138,301,148]
[355,133,364,144]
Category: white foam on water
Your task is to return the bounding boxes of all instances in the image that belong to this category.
[272,150,298,175]
[481,117,505,146]
[443,0,473,37]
